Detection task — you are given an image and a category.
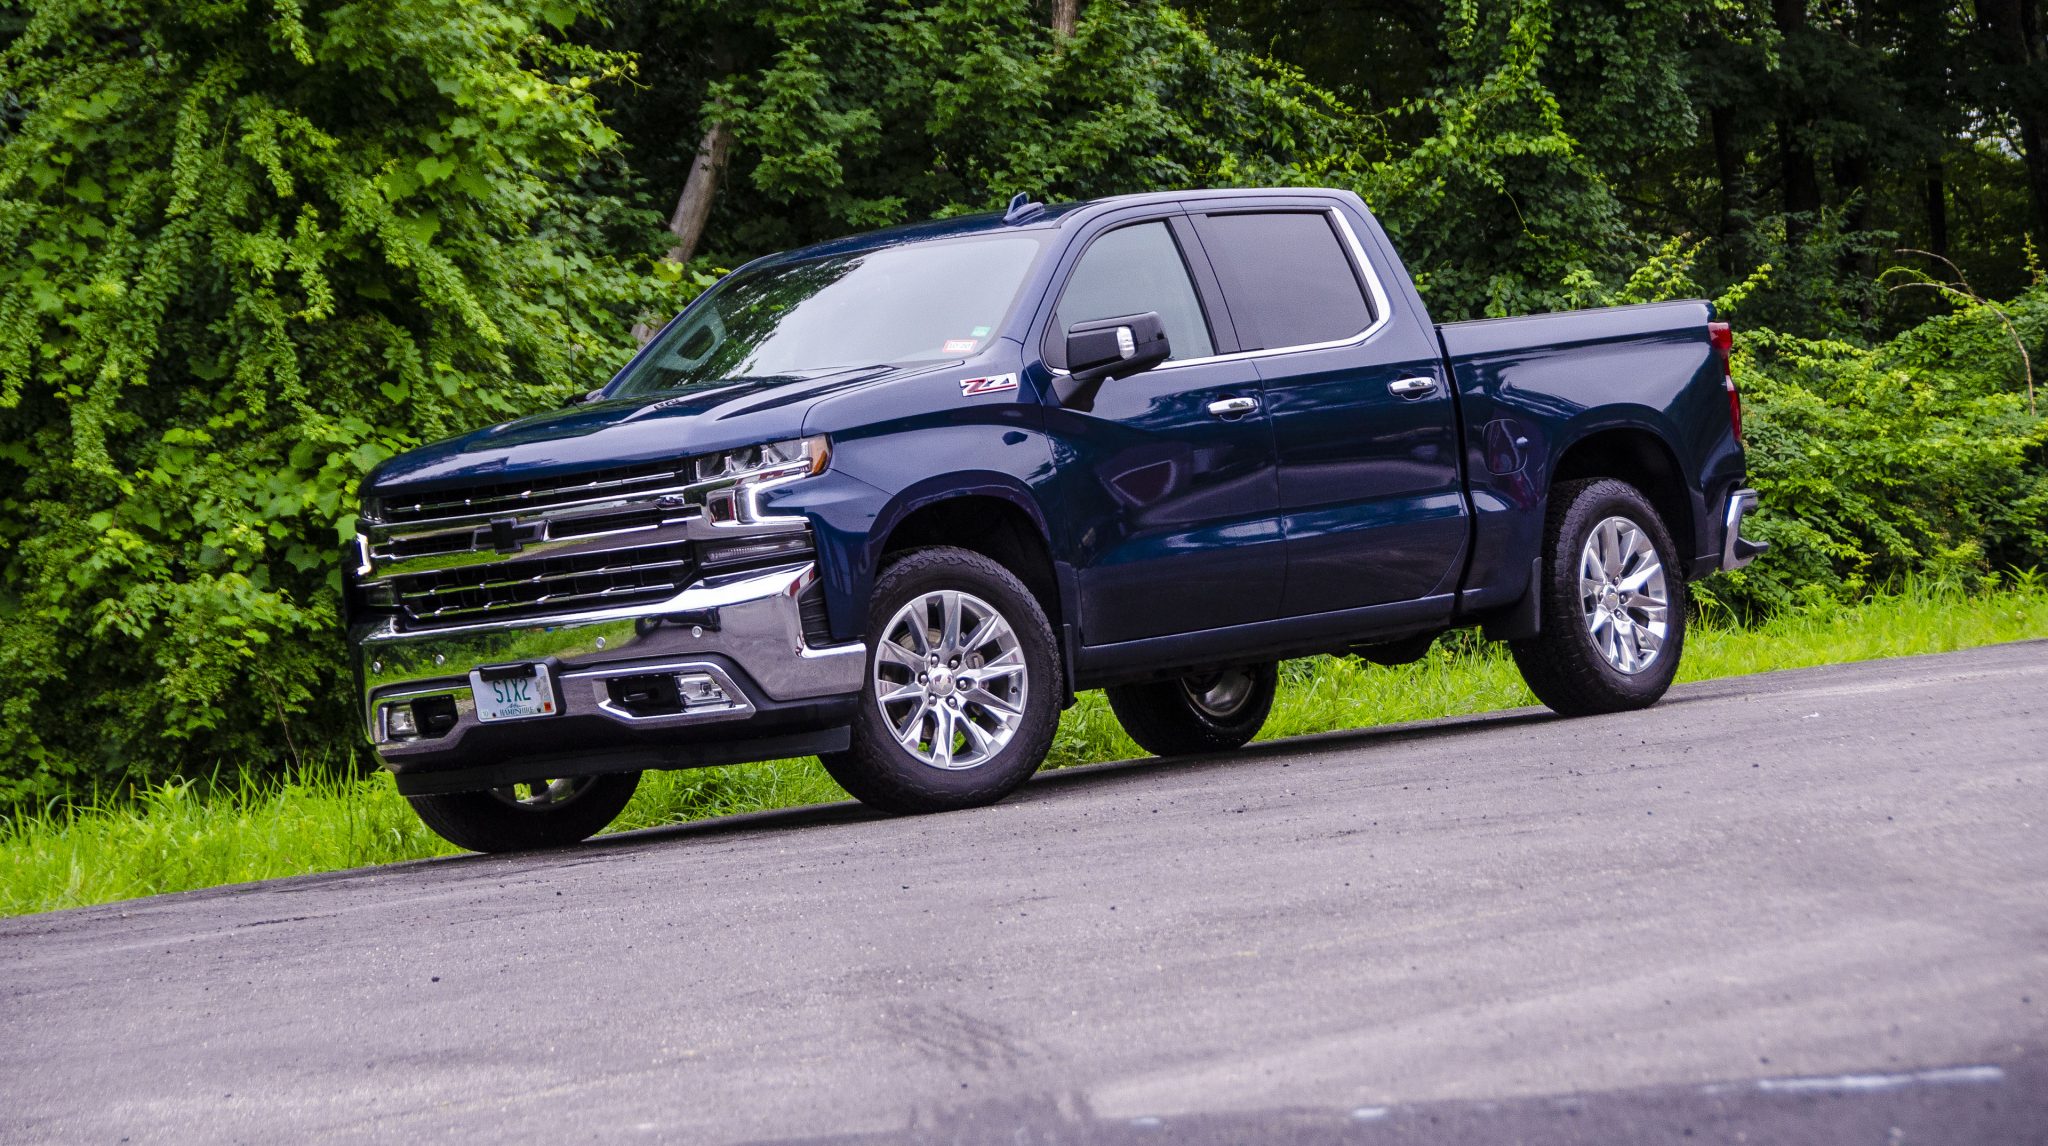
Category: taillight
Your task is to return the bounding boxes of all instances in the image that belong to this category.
[1709,320,1742,444]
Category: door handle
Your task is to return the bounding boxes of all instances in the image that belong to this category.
[1389,376,1439,399]
[1206,396,1260,418]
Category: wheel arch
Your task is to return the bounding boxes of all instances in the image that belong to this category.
[871,486,1071,702]
[1549,424,1698,562]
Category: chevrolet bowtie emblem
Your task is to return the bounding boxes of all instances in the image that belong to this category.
[487,517,542,554]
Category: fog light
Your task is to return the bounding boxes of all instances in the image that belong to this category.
[677,673,728,706]
[386,704,418,739]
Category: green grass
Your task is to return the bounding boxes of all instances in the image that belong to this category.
[5,582,2045,917]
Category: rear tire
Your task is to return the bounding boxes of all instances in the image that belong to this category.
[819,547,1061,815]
[1510,478,1686,716]
[1105,663,1279,757]
[407,771,642,854]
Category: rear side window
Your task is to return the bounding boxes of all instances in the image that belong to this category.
[1049,221,1215,367]
[1191,211,1374,350]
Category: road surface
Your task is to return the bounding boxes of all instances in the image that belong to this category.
[5,642,2046,1143]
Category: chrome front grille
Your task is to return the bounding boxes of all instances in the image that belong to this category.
[378,505,667,561]
[355,454,821,632]
[377,460,691,525]
[385,541,695,625]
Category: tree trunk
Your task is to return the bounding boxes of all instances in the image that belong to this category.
[1979,0,2048,247]
[664,121,731,266]
[1710,105,1742,270]
[1051,0,1079,38]
[632,121,732,343]
[1833,153,1875,293]
[1925,162,1949,257]
[1772,0,1821,246]
[1777,120,1822,243]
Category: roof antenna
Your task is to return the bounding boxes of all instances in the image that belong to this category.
[1003,192,1045,225]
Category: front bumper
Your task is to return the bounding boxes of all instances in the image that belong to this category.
[354,562,866,794]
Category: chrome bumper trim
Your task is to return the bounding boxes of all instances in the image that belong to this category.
[572,660,755,728]
[355,562,866,758]
[1722,488,1765,570]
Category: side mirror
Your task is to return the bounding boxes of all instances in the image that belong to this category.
[1054,312,1171,411]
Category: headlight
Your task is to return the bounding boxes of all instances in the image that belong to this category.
[694,435,829,524]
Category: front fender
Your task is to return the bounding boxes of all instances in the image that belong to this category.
[760,422,1060,645]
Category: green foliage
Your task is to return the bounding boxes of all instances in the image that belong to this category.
[0,0,670,802]
[654,0,1369,257]
[1354,0,1639,319]
[1715,286,2048,614]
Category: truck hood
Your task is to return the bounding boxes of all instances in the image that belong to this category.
[365,365,918,497]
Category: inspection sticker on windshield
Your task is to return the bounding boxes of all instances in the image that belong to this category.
[943,338,980,354]
[960,373,1018,397]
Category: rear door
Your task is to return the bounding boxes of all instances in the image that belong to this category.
[1185,199,1467,615]
[1041,213,1286,646]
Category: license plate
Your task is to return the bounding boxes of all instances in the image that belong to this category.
[469,664,557,723]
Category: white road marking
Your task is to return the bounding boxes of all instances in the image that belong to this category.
[1787,664,2048,703]
[1748,1065,2005,1094]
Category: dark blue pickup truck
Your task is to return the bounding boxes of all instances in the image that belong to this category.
[346,187,1764,852]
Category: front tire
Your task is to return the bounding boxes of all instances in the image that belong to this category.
[1510,477,1686,716]
[407,771,642,854]
[819,547,1061,815]
[1105,663,1279,757]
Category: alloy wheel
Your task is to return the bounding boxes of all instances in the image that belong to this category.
[1578,515,1670,675]
[872,589,1030,770]
[1180,668,1258,718]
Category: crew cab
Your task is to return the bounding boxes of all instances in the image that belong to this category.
[345,187,1765,852]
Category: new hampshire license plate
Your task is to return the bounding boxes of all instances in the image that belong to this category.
[469,663,557,723]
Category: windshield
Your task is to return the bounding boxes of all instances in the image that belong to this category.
[609,234,1046,398]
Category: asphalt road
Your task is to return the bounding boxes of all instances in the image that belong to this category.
[5,642,2047,1144]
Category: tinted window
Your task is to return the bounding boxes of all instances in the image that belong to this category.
[1051,221,1214,366]
[1191,211,1373,350]
[611,235,1044,397]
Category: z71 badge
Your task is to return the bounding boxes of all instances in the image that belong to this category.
[960,373,1019,397]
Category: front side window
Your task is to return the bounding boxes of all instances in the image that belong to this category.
[1049,221,1215,367]
[1190,211,1374,350]
[610,235,1046,398]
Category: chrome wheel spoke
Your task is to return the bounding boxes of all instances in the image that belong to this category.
[959,612,1002,658]
[876,639,923,673]
[956,714,995,757]
[877,681,926,707]
[891,699,930,748]
[872,587,1028,771]
[1579,514,1670,677]
[1635,623,1665,655]
[975,649,1026,679]
[938,591,964,653]
[961,685,1023,720]
[929,705,957,768]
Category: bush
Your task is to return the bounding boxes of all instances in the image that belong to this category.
[0,0,670,803]
[1716,285,2048,614]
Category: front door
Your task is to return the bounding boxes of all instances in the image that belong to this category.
[1042,216,1285,646]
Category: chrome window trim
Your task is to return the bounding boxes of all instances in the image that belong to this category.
[1046,206,1394,377]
